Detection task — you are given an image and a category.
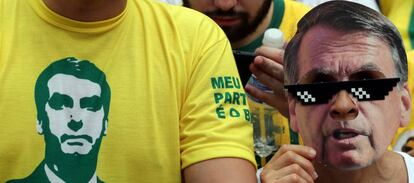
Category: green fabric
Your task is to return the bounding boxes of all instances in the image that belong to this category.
[409,6,414,49]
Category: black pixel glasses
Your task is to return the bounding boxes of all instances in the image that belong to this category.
[284,78,400,105]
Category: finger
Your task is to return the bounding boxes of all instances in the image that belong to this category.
[260,174,308,183]
[261,164,315,183]
[255,46,284,65]
[249,57,285,105]
[271,145,316,161]
[244,83,269,102]
[276,174,309,183]
[274,164,316,182]
[244,84,289,117]
[251,56,284,84]
[266,145,317,178]
[270,150,317,180]
[244,83,286,107]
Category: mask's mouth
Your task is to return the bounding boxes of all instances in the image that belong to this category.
[332,129,360,140]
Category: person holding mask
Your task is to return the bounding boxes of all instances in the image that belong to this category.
[259,1,414,182]
[294,0,414,157]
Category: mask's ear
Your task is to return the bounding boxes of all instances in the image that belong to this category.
[400,83,411,127]
[103,120,108,136]
[36,119,43,134]
[288,94,300,132]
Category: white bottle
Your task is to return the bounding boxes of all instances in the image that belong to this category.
[262,28,284,48]
[250,28,285,159]
[248,28,284,103]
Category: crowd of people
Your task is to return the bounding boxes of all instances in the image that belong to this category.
[0,0,413,182]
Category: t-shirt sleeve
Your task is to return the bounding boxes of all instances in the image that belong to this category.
[179,15,256,169]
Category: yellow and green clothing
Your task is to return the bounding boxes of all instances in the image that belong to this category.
[237,0,309,167]
[380,0,414,51]
[0,0,256,182]
[237,0,309,52]
[380,0,414,150]
[391,50,414,150]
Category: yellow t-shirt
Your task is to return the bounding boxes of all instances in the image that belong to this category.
[390,50,414,150]
[380,0,414,51]
[0,0,255,182]
[279,0,311,41]
[380,0,414,150]
[237,0,309,166]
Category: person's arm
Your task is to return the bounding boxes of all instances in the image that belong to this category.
[177,11,257,182]
[183,158,257,183]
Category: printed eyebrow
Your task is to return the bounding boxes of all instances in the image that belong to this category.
[298,68,337,84]
[48,93,74,110]
[351,63,381,73]
[349,63,386,80]
[350,71,386,81]
[298,63,386,84]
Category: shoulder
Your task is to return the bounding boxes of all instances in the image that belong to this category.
[283,0,311,14]
[278,0,310,40]
[280,0,310,25]
[379,0,394,15]
[281,0,310,22]
[6,161,48,183]
[1,0,22,20]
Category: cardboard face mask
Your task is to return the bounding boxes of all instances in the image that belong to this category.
[284,78,400,105]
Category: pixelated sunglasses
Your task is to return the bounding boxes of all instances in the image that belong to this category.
[284,78,400,105]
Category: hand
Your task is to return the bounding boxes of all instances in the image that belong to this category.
[245,46,288,117]
[260,145,318,183]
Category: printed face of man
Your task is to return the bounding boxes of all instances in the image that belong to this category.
[288,25,409,170]
[45,74,105,155]
[183,0,271,42]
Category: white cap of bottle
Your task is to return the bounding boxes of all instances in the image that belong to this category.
[262,28,284,48]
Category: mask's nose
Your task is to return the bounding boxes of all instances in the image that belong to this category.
[329,90,359,120]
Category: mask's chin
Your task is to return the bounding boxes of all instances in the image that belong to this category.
[320,140,375,171]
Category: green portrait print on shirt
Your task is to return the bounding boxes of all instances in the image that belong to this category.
[7,57,111,183]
